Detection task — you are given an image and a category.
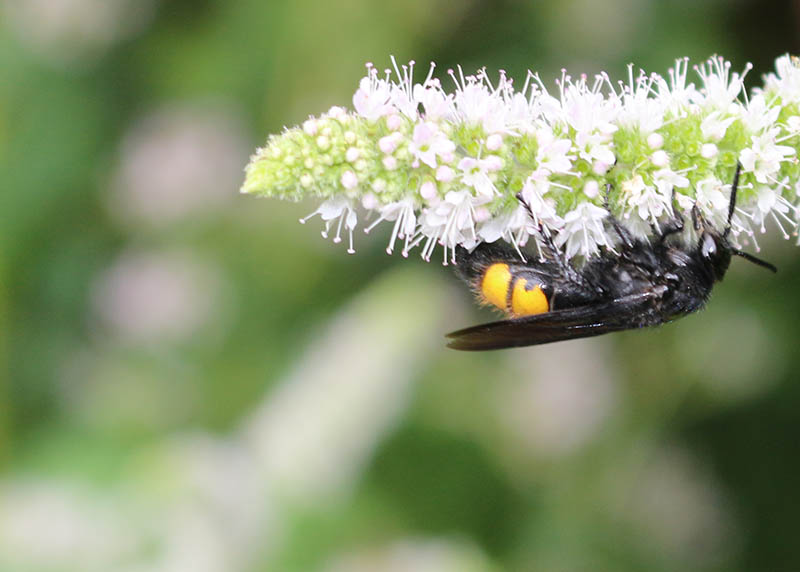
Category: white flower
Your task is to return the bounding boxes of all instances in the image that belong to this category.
[653,167,689,196]
[300,197,359,253]
[364,199,417,256]
[740,128,795,183]
[701,111,737,141]
[535,129,573,176]
[563,78,619,132]
[618,67,663,133]
[450,69,508,133]
[411,190,487,264]
[458,157,498,197]
[518,176,562,231]
[748,185,799,237]
[503,91,539,133]
[408,122,455,168]
[554,202,612,259]
[352,65,395,121]
[533,89,563,126]
[763,54,800,103]
[562,80,619,165]
[687,177,729,229]
[741,93,781,133]
[478,206,531,244]
[695,56,750,108]
[621,174,672,231]
[654,57,698,113]
[386,57,421,118]
[413,80,453,120]
[788,115,800,135]
[479,178,564,259]
[480,205,544,262]
[363,198,418,255]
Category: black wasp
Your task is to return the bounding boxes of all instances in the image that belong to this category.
[447,164,777,351]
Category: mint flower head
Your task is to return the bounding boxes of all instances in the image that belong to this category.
[242,55,800,264]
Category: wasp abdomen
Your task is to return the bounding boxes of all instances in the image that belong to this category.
[511,276,549,315]
[479,263,550,317]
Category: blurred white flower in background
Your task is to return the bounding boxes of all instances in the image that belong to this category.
[674,306,784,404]
[322,538,493,572]
[621,446,738,568]
[496,338,618,457]
[59,348,199,431]
[91,249,228,344]
[240,267,446,502]
[0,481,139,572]
[2,0,156,66]
[0,267,448,571]
[109,104,249,227]
[128,435,271,572]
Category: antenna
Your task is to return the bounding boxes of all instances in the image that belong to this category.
[724,162,777,273]
[723,162,741,239]
[732,249,778,273]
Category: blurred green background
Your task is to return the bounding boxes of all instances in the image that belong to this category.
[2,0,800,571]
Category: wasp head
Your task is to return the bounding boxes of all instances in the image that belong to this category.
[694,163,776,280]
[699,229,733,282]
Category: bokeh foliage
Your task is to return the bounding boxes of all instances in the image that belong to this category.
[2,0,800,571]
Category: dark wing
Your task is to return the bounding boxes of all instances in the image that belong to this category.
[446,292,659,351]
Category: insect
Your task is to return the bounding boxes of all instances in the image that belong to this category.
[446,164,777,351]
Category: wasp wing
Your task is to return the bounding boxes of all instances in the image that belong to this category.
[446,292,659,351]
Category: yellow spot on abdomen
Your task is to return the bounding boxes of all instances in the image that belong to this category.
[511,278,549,316]
[480,263,512,311]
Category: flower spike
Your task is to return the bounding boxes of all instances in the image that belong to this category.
[242,55,800,260]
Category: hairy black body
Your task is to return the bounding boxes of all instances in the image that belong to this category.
[447,165,776,351]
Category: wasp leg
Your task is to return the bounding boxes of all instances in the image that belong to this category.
[723,162,741,239]
[691,201,706,232]
[515,192,560,261]
[603,183,634,250]
[689,163,741,238]
[658,215,685,242]
[515,191,589,287]
[658,187,685,243]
